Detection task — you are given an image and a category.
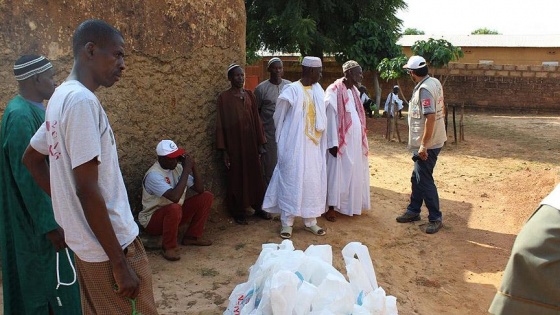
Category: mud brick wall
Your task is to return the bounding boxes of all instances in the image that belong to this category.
[0,0,246,212]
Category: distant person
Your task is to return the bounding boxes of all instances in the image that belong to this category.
[0,55,82,314]
[489,183,560,315]
[396,55,446,234]
[23,19,158,314]
[215,64,270,224]
[324,60,370,222]
[139,140,213,262]
[384,85,404,118]
[358,85,373,118]
[263,56,328,239]
[254,57,291,185]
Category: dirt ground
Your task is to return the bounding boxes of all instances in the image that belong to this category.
[145,112,560,314]
[2,113,559,314]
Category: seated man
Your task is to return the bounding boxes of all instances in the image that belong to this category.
[138,140,213,261]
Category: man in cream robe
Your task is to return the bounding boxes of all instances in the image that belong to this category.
[324,60,370,221]
[263,56,328,238]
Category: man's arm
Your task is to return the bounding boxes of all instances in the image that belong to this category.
[161,156,194,202]
[22,145,52,196]
[325,90,339,157]
[419,113,435,160]
[73,159,140,298]
[22,143,65,250]
[189,158,204,194]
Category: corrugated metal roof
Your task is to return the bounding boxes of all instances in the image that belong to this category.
[398,35,560,48]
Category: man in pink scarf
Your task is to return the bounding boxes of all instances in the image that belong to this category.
[324,60,370,221]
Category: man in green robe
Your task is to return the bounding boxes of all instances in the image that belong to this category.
[0,55,82,314]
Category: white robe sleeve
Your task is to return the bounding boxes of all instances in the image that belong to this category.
[325,86,339,149]
[273,97,291,143]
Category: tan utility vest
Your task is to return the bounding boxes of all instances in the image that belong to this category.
[407,76,447,150]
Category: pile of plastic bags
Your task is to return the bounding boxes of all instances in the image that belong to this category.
[224,240,398,315]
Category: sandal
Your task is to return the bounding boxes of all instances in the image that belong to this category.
[304,225,326,236]
[280,226,293,239]
[162,248,180,261]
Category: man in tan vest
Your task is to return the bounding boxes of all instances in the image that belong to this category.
[138,140,213,261]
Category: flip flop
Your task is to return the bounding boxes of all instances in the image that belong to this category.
[304,225,326,236]
[280,226,293,239]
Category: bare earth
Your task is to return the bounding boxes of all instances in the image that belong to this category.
[146,112,560,314]
[3,113,559,314]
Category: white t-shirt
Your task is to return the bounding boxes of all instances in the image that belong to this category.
[30,80,138,262]
[143,170,194,197]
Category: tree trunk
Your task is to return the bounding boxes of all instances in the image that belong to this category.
[373,71,381,118]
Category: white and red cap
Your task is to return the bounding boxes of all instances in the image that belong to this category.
[156,140,185,158]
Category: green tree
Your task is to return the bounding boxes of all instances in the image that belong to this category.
[245,0,407,60]
[403,28,425,35]
[411,38,464,85]
[335,18,403,117]
[377,55,408,93]
[471,28,500,35]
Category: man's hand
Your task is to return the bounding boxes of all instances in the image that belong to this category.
[113,260,140,299]
[46,227,66,251]
[418,144,428,160]
[328,147,338,158]
[223,151,231,169]
[181,154,194,171]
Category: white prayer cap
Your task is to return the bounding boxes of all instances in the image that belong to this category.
[342,60,360,72]
[302,56,322,68]
[393,85,399,89]
[267,57,282,68]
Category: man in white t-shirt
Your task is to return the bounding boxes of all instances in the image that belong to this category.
[138,140,213,262]
[23,19,158,314]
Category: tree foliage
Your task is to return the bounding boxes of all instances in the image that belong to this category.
[335,18,402,72]
[403,28,425,35]
[471,28,500,35]
[411,38,464,69]
[245,0,407,61]
[377,55,408,81]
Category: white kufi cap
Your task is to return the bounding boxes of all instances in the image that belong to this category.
[302,56,322,67]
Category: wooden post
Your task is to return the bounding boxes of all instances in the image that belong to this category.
[452,105,457,145]
[460,102,465,141]
[393,101,401,142]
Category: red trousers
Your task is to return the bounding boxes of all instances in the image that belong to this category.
[144,191,213,249]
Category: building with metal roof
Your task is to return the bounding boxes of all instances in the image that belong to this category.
[398,35,560,65]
